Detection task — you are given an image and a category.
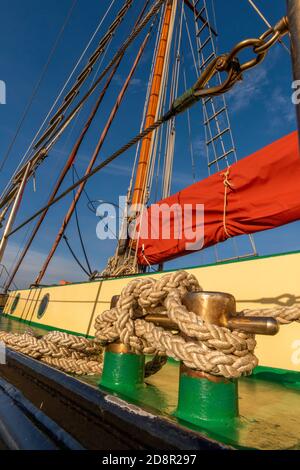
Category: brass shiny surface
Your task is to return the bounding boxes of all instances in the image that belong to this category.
[180,363,228,384]
[110,291,279,335]
[144,314,177,330]
[183,291,236,326]
[227,316,279,336]
[183,291,279,336]
[106,342,133,354]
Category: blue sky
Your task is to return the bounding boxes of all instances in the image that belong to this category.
[0,0,299,288]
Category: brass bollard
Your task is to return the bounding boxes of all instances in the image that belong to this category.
[175,291,279,426]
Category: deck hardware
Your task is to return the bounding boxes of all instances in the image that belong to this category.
[175,291,279,426]
[100,295,145,393]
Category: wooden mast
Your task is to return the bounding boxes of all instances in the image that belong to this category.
[131,0,174,209]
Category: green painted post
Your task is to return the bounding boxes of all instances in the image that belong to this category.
[100,348,145,393]
[176,368,238,426]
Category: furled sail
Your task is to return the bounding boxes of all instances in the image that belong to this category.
[136,131,300,265]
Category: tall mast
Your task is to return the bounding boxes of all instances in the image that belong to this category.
[287,0,300,133]
[131,0,175,208]
[34,31,151,286]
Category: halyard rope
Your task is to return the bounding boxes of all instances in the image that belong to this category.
[1,271,300,378]
[222,167,234,239]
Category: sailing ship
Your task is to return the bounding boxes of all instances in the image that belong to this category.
[0,0,299,450]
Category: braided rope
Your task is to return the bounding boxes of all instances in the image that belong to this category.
[95,271,258,379]
[243,306,300,325]
[0,330,103,376]
[1,271,299,379]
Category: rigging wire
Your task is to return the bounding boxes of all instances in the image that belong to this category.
[183,7,198,76]
[71,165,93,275]
[72,165,97,213]
[62,235,91,277]
[162,0,182,199]
[1,0,117,198]
[247,0,290,55]
[3,50,111,289]
[127,7,165,203]
[4,1,156,288]
[8,104,183,240]
[0,0,164,211]
[0,0,78,174]
[211,0,219,53]
[183,64,196,183]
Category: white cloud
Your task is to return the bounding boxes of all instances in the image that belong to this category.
[1,242,84,290]
[227,64,269,113]
[113,74,144,90]
[265,86,296,128]
[193,136,206,154]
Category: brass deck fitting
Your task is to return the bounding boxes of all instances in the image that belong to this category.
[176,291,279,426]
[100,296,145,393]
[183,291,279,336]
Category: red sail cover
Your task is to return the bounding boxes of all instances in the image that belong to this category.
[137,131,300,266]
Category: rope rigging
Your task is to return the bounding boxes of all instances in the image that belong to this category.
[0,0,79,174]
[71,165,93,276]
[34,17,158,286]
[4,15,289,245]
[247,0,290,55]
[0,0,166,213]
[62,235,91,278]
[3,0,158,290]
[0,0,118,196]
[3,59,122,292]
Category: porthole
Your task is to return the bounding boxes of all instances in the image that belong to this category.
[10,294,20,314]
[37,294,50,319]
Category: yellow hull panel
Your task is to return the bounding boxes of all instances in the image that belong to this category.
[4,251,300,372]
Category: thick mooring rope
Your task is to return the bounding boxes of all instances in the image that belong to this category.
[94,271,257,379]
[1,271,300,378]
[242,306,300,325]
[0,330,103,376]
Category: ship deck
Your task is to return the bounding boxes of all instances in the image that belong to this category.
[0,315,300,450]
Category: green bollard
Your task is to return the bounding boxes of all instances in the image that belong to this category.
[100,343,145,394]
[176,365,238,426]
[176,291,240,426]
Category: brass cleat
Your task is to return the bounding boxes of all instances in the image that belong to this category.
[183,291,279,336]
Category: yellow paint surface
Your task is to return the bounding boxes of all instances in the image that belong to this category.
[4,251,300,372]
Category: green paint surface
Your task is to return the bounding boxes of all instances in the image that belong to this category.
[2,313,94,339]
[250,365,300,390]
[176,373,238,425]
[1,315,300,450]
[100,350,145,394]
